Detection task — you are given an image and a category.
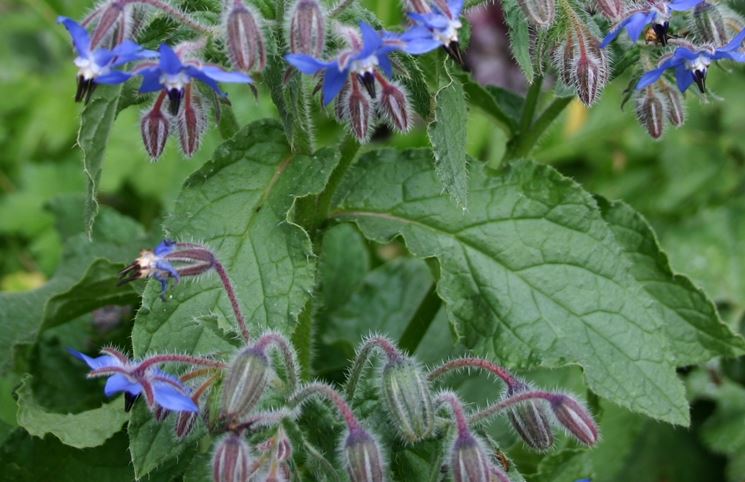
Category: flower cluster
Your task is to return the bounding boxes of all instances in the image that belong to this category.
[71,240,600,482]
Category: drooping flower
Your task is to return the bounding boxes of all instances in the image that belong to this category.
[636,28,745,92]
[286,22,401,105]
[600,0,706,48]
[137,43,253,115]
[398,0,466,64]
[58,16,154,103]
[70,348,198,412]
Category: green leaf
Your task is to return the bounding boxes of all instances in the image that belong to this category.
[77,85,123,237]
[428,74,469,208]
[318,223,371,315]
[129,119,340,478]
[458,73,522,134]
[700,380,745,482]
[598,199,745,363]
[501,0,534,83]
[331,150,689,425]
[15,375,128,449]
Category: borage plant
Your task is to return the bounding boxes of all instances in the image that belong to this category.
[14,0,745,480]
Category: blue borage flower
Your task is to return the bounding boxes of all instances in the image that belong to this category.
[70,347,198,412]
[600,0,705,48]
[636,28,745,92]
[58,16,155,103]
[286,22,401,105]
[138,44,253,115]
[397,0,465,64]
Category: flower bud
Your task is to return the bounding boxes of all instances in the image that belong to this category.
[517,0,555,28]
[505,383,554,451]
[449,432,491,482]
[596,0,623,20]
[225,0,267,72]
[153,405,170,422]
[549,394,599,446]
[659,82,685,127]
[175,410,199,439]
[377,77,412,133]
[343,427,385,482]
[693,2,728,45]
[345,78,373,142]
[381,359,434,443]
[177,85,206,157]
[90,0,125,49]
[221,346,269,422]
[635,87,667,139]
[555,23,609,105]
[287,0,325,57]
[140,95,170,161]
[213,434,252,482]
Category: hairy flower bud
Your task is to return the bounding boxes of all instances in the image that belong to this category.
[287,0,325,56]
[517,0,555,28]
[693,2,728,45]
[549,394,599,446]
[449,432,491,482]
[177,85,206,157]
[153,404,170,422]
[90,0,126,49]
[659,81,685,127]
[596,0,624,20]
[377,76,412,133]
[140,94,170,161]
[345,78,373,142]
[343,427,385,482]
[225,0,267,72]
[222,346,269,422]
[636,87,667,139]
[175,410,199,439]
[556,23,608,105]
[505,383,554,451]
[381,359,434,443]
[213,434,252,482]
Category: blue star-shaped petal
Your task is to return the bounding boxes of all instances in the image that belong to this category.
[600,0,705,48]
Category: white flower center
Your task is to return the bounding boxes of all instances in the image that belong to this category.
[685,55,711,72]
[74,56,107,80]
[434,19,462,45]
[351,54,379,75]
[161,71,191,91]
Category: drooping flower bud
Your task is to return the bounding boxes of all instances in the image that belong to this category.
[90,0,126,49]
[177,84,206,157]
[345,77,373,142]
[517,0,555,28]
[635,87,667,139]
[376,74,412,133]
[596,0,624,20]
[555,22,609,105]
[343,427,386,482]
[504,382,554,451]
[287,0,326,57]
[659,81,685,127]
[449,432,491,482]
[221,346,270,423]
[548,394,599,446]
[381,358,434,443]
[225,0,267,72]
[693,2,728,45]
[213,434,252,482]
[140,92,170,161]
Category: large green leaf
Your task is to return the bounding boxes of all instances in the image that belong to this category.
[331,149,688,425]
[599,199,745,363]
[129,119,340,478]
[16,375,128,449]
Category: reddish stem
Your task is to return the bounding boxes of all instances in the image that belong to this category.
[289,382,360,431]
[428,357,519,388]
[437,391,470,437]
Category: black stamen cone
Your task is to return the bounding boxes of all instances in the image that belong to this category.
[359,72,376,98]
[124,393,140,412]
[167,88,183,116]
[442,41,467,69]
[653,22,669,46]
[693,69,707,93]
[75,76,97,103]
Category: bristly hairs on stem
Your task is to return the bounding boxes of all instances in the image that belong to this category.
[345,333,405,400]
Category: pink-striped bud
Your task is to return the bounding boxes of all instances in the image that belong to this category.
[177,85,206,157]
[556,22,609,105]
[213,434,252,482]
[635,87,667,139]
[225,0,267,72]
[517,0,555,28]
[548,394,599,446]
[505,383,554,451]
[596,0,624,20]
[343,427,385,482]
[449,432,491,482]
[175,410,199,439]
[345,77,373,142]
[221,346,269,423]
[659,82,685,127]
[90,0,126,49]
[140,92,170,161]
[287,0,325,56]
[153,404,170,422]
[693,2,728,45]
[376,74,412,133]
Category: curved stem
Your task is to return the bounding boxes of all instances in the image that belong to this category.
[213,259,250,342]
[255,332,299,393]
[436,391,470,437]
[289,382,360,430]
[345,336,403,400]
[469,389,554,426]
[428,357,519,388]
[129,0,213,34]
[138,354,225,371]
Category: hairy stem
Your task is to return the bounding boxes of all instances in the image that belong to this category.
[436,391,470,437]
[345,336,403,400]
[428,357,519,388]
[138,354,225,371]
[213,259,250,342]
[129,0,213,34]
[289,382,360,430]
[469,389,555,425]
[255,332,299,393]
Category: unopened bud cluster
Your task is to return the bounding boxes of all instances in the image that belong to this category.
[635,80,685,139]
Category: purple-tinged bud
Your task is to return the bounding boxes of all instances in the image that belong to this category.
[213,434,252,482]
[693,3,728,45]
[504,383,553,451]
[557,22,608,105]
[225,0,267,72]
[659,81,685,127]
[548,394,599,446]
[596,0,624,20]
[335,80,351,121]
[175,410,199,439]
[154,405,170,422]
[635,87,667,139]
[287,0,325,56]
[517,0,555,28]
[343,427,386,482]
[177,85,206,158]
[90,0,126,49]
[221,346,269,423]
[345,77,373,142]
[449,432,491,482]
[140,92,170,161]
[375,74,412,133]
[381,359,434,443]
